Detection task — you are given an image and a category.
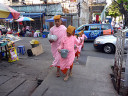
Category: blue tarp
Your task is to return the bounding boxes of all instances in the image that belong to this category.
[45,17,67,22]
[20,13,45,18]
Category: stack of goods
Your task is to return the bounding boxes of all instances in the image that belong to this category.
[30,39,40,48]
[8,41,19,62]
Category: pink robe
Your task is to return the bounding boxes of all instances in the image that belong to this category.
[74,36,79,53]
[50,25,67,66]
[58,36,80,70]
[78,37,83,52]
[81,34,87,46]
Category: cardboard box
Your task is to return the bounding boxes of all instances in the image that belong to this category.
[31,44,44,56]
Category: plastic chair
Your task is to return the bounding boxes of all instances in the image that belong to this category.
[17,45,25,55]
[42,34,46,38]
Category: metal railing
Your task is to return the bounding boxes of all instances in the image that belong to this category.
[112,28,128,95]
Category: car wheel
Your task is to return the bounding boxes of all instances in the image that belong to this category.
[103,44,115,54]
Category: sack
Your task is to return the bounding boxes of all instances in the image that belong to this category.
[27,49,33,56]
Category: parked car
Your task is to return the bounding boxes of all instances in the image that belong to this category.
[93,31,128,54]
[75,24,114,40]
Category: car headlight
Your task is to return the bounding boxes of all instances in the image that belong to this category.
[94,41,101,44]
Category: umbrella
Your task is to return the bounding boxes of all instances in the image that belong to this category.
[45,17,67,22]
[16,17,34,22]
[0,3,20,19]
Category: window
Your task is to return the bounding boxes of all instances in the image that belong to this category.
[85,26,89,30]
[101,24,111,30]
[77,26,85,31]
[12,0,19,2]
[90,25,100,30]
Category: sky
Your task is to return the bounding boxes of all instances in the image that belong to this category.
[106,0,112,6]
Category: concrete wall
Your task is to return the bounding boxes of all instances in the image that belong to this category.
[79,1,89,25]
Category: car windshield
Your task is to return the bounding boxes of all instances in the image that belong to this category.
[77,26,85,31]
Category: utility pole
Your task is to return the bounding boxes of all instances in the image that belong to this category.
[77,2,80,27]
[89,0,93,23]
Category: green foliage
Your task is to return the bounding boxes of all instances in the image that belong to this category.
[117,0,128,11]
[107,1,121,18]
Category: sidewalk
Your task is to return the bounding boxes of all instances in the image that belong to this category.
[31,56,119,96]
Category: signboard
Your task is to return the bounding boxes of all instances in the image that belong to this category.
[70,0,76,2]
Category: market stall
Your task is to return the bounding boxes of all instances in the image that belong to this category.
[0,34,21,62]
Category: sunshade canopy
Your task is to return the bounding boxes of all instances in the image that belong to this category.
[16,17,34,22]
[0,3,20,19]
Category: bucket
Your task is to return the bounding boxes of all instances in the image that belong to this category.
[1,52,4,57]
[60,49,69,58]
[42,35,46,38]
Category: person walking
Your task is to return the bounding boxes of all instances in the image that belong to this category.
[58,25,81,81]
[81,30,87,49]
[49,15,67,77]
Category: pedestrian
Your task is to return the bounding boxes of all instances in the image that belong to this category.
[77,31,83,55]
[81,30,87,49]
[74,36,80,61]
[49,15,67,77]
[58,25,81,81]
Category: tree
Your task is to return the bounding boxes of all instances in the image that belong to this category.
[107,1,121,19]
[113,0,128,28]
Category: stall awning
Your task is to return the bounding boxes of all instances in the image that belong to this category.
[20,13,45,18]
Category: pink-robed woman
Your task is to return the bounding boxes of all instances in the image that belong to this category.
[49,15,67,77]
[81,30,87,48]
[58,25,81,81]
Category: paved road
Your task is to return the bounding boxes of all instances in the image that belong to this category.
[78,41,115,65]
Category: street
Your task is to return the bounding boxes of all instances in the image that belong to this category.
[77,41,115,65]
[0,37,116,96]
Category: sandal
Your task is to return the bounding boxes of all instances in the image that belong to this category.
[69,72,72,77]
[56,72,60,77]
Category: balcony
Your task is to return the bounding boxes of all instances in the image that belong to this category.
[90,0,106,4]
[89,0,107,13]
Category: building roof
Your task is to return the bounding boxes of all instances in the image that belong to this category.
[10,3,63,15]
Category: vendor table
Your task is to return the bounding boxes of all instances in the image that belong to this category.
[0,42,8,61]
